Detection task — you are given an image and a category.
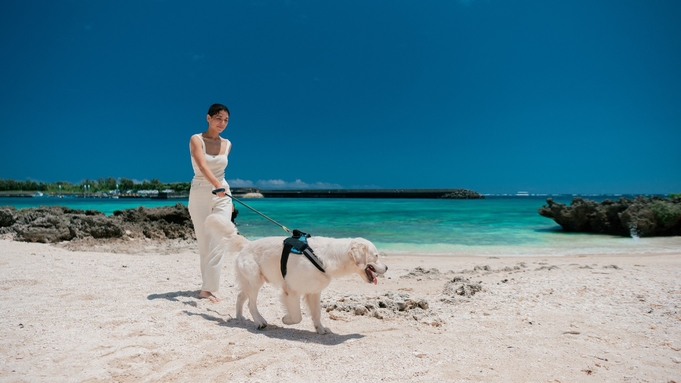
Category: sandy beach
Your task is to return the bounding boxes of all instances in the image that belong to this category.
[1,238,680,382]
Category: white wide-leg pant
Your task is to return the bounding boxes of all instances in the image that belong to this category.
[188,180,232,293]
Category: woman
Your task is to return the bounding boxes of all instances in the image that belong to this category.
[188,103,233,303]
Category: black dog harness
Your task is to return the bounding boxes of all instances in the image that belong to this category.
[280,229,325,278]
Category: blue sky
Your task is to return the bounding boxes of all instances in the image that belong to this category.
[1,0,680,194]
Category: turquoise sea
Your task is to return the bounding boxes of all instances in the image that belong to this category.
[2,195,678,256]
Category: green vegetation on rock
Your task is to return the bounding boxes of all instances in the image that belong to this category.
[650,200,681,226]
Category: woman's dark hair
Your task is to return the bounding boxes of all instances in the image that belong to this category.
[207,103,230,117]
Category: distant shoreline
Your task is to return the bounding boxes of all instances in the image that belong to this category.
[0,189,672,200]
[0,188,485,199]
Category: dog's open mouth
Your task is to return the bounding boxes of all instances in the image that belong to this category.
[365,265,378,285]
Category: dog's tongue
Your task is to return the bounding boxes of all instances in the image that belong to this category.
[367,267,378,285]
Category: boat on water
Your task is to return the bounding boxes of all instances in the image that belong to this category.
[516,191,529,196]
[32,192,45,197]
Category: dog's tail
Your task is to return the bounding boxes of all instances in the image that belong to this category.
[204,213,250,255]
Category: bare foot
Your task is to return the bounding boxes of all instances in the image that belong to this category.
[199,290,220,303]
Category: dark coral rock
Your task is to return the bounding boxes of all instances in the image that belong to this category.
[538,196,681,237]
[1,203,194,243]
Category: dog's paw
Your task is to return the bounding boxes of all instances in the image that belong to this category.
[282,314,302,325]
[315,325,328,335]
[254,318,268,329]
[235,314,245,321]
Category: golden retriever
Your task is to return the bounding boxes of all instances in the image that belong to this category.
[234,235,388,334]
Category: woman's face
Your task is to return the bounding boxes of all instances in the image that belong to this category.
[207,110,229,133]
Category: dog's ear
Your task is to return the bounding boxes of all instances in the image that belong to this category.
[349,239,368,268]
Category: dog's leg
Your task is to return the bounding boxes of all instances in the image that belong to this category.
[234,261,250,321]
[281,291,303,325]
[244,281,267,329]
[235,290,247,321]
[235,260,267,329]
[305,292,327,334]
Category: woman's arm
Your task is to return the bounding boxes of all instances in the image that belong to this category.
[190,135,226,196]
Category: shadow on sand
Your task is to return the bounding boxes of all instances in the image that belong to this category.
[147,290,365,345]
[147,290,203,304]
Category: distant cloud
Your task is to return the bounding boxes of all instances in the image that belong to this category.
[227,178,342,190]
[228,178,255,188]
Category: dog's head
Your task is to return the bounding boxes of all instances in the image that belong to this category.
[349,238,388,284]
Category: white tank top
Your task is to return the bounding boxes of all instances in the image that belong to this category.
[190,134,229,182]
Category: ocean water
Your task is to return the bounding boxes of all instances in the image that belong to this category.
[2,196,678,256]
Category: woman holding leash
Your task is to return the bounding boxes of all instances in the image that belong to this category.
[188,103,234,302]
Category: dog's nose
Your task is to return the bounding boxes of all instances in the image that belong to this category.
[385,266,388,271]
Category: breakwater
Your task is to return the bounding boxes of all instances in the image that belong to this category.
[252,188,483,199]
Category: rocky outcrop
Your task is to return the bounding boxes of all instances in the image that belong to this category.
[0,203,195,243]
[538,196,681,237]
[113,204,194,240]
[440,189,484,199]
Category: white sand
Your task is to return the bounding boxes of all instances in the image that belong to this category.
[1,238,680,382]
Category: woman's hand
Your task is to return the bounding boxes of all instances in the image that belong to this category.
[212,187,227,198]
